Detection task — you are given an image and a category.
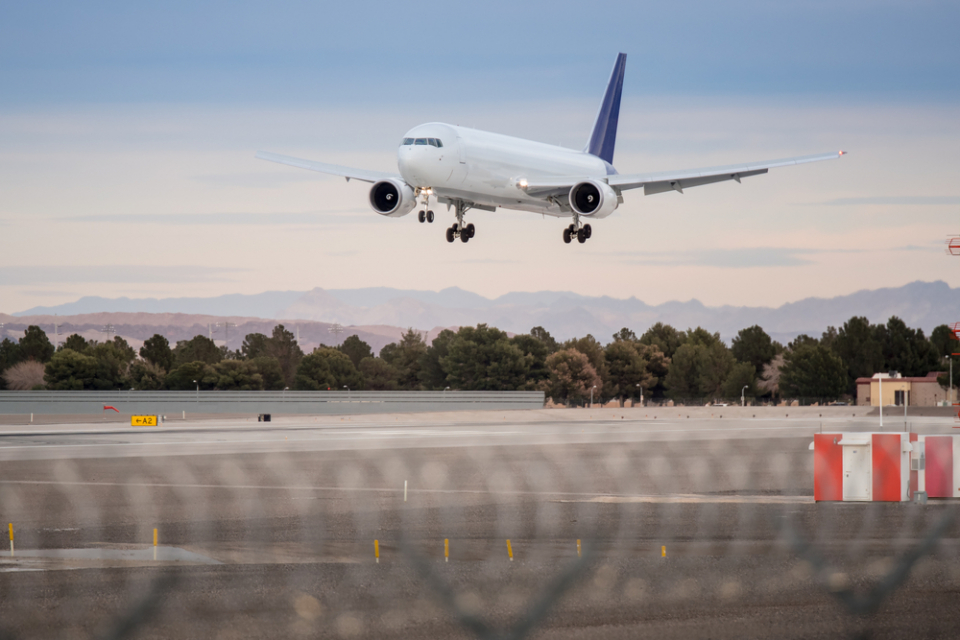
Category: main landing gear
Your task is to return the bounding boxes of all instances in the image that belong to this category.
[563,221,592,244]
[445,199,476,244]
[446,222,475,243]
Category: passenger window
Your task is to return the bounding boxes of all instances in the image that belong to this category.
[415,138,427,145]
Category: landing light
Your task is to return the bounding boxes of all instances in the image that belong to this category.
[518,179,528,189]
[839,150,846,156]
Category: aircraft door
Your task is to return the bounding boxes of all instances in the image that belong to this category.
[446,134,468,184]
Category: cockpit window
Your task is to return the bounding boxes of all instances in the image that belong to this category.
[401,137,443,147]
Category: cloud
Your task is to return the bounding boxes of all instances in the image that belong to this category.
[606,245,930,268]
[54,212,376,225]
[18,290,78,297]
[191,172,320,188]
[815,196,960,206]
[0,266,245,285]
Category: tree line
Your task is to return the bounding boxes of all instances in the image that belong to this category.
[0,317,956,405]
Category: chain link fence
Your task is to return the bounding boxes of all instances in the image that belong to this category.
[1,430,958,639]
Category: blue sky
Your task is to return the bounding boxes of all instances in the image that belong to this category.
[4,1,959,106]
[1,1,959,315]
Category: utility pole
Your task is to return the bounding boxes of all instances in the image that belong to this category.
[879,375,883,428]
[215,322,236,349]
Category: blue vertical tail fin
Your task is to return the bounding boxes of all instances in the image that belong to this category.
[584,53,627,165]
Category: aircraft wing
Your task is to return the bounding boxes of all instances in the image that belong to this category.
[608,151,845,195]
[520,151,844,198]
[255,151,400,183]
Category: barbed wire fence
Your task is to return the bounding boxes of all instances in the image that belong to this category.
[0,434,958,639]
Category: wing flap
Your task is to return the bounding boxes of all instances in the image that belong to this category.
[643,169,767,195]
[255,151,400,184]
[610,151,844,193]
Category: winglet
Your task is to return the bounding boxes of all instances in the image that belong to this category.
[584,53,627,165]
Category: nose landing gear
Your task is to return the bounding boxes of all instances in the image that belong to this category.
[416,188,435,223]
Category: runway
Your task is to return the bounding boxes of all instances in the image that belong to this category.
[1,408,958,639]
[0,407,952,461]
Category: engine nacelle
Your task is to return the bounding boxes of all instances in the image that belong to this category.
[369,179,416,217]
[569,180,618,218]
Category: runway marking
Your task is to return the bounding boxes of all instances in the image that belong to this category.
[0,431,528,451]
[0,479,810,504]
[554,495,813,505]
[0,423,853,451]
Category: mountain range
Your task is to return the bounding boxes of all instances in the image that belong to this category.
[9,280,959,347]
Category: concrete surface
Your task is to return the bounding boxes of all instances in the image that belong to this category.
[0,408,958,639]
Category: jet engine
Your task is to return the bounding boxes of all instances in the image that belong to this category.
[569,180,618,218]
[369,179,416,217]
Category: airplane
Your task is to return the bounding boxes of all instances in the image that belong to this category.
[256,53,844,245]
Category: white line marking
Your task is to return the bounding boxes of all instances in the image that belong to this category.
[0,479,809,503]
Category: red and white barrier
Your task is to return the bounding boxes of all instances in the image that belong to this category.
[814,433,914,502]
[917,435,960,498]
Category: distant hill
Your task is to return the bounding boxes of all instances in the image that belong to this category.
[10,280,960,345]
[0,311,452,356]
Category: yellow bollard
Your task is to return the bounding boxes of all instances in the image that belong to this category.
[375,539,380,564]
[577,539,581,558]
[661,545,666,558]
[506,539,513,562]
[153,528,158,561]
[8,523,13,557]
[444,538,449,563]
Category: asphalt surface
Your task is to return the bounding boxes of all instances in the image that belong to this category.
[1,408,959,639]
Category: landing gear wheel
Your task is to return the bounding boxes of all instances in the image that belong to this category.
[460,230,470,243]
[584,224,592,239]
[563,228,572,244]
[577,228,587,243]
[426,210,434,223]
[446,227,455,243]
[466,223,475,238]
[418,210,425,223]
[568,224,576,234]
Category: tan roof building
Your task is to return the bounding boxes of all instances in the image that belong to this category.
[856,372,954,407]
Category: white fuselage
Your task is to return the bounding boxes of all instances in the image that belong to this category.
[397,123,614,217]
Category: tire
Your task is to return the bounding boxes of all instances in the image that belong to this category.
[418,210,425,223]
[577,228,587,243]
[426,210,434,223]
[446,227,455,243]
[563,228,572,244]
[452,223,459,232]
[460,231,469,243]
[466,223,475,238]
[568,224,576,234]
[584,224,592,239]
